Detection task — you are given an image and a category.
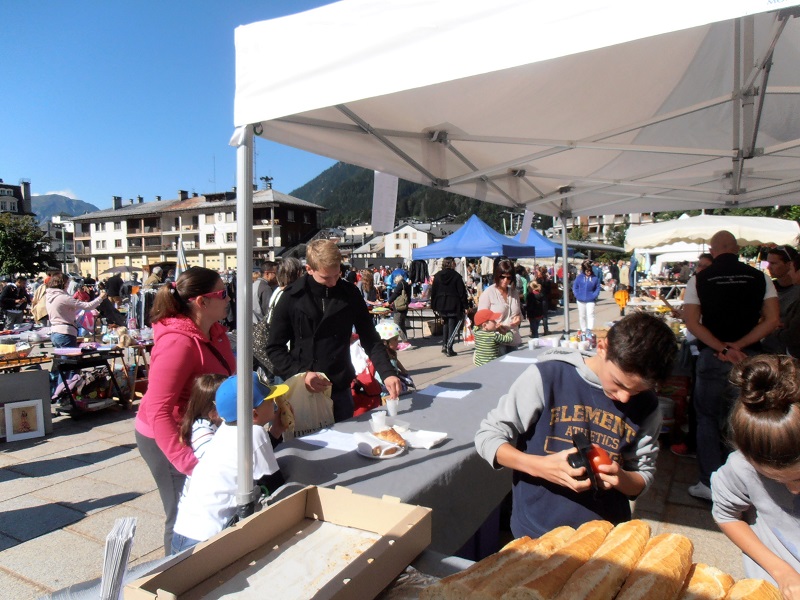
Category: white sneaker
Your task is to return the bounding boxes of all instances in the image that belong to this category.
[688,482,712,501]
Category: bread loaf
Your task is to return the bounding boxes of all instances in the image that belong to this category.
[615,533,694,600]
[500,520,614,600]
[555,519,651,600]
[678,563,734,600]
[725,578,782,600]
[420,528,574,600]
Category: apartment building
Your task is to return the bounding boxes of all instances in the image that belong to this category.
[69,187,325,277]
[553,212,655,242]
[0,178,32,216]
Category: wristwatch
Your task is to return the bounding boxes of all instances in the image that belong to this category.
[721,345,731,355]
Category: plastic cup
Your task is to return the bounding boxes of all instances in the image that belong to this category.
[371,411,387,429]
[386,399,399,417]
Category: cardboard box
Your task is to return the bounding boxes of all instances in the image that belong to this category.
[125,486,431,599]
[423,319,442,336]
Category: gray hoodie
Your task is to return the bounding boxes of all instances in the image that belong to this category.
[474,348,661,537]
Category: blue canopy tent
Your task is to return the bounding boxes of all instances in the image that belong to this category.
[512,228,575,258]
[412,215,537,259]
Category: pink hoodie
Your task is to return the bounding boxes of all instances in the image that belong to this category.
[135,316,235,475]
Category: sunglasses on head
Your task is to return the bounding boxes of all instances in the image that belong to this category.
[776,246,795,262]
[190,288,228,302]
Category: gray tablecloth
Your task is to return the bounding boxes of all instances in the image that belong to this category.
[274,349,546,554]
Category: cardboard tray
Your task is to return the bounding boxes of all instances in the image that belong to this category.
[125,485,432,599]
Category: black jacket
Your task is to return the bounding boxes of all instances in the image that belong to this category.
[265,274,395,392]
[0,284,29,311]
[430,269,468,315]
[105,275,124,296]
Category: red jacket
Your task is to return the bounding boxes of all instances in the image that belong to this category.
[135,316,235,475]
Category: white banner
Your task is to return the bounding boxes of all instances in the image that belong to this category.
[371,171,399,234]
[518,209,535,243]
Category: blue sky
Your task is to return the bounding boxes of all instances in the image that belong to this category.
[1,1,339,209]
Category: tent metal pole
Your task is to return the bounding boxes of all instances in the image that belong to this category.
[560,198,571,336]
[235,126,256,519]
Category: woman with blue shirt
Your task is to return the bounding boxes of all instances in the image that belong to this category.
[572,259,601,332]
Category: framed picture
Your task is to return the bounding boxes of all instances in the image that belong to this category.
[4,399,45,442]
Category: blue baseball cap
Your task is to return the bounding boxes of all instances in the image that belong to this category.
[214,372,287,423]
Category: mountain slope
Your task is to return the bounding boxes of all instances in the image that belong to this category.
[290,162,519,230]
[32,195,100,223]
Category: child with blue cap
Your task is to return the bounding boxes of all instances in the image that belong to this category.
[171,372,289,554]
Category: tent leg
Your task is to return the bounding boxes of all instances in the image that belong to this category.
[235,126,255,518]
[560,202,571,337]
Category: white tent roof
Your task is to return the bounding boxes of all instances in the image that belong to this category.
[625,213,800,249]
[233,0,800,218]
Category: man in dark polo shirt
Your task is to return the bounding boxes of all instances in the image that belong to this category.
[682,230,779,500]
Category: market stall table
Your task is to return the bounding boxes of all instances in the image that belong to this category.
[52,348,130,414]
[638,281,686,300]
[274,349,546,556]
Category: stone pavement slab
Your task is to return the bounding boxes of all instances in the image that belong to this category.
[0,568,50,599]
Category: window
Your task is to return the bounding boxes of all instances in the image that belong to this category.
[206,234,215,244]
[226,232,236,243]
[303,212,311,224]
[95,240,107,249]
[287,210,295,222]
[225,212,235,223]
[0,201,6,211]
[114,240,122,248]
[395,243,401,250]
[204,214,213,224]
[114,221,122,230]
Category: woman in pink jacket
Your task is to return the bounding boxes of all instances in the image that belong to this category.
[135,266,235,553]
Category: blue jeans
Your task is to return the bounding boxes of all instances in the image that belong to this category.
[171,532,202,555]
[51,333,78,348]
[693,347,737,486]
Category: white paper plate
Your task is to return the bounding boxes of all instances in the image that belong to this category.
[354,432,406,460]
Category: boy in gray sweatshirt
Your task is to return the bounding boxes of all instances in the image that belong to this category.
[475,312,676,538]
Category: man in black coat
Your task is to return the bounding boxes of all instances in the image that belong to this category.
[106,273,124,305]
[430,257,468,356]
[265,240,400,422]
[0,276,30,329]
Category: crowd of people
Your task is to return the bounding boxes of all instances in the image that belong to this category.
[6,229,800,596]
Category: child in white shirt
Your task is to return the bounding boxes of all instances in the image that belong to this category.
[172,372,289,554]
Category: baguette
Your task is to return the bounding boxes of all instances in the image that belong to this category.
[420,528,574,600]
[501,520,614,600]
[615,533,694,600]
[724,578,782,600]
[555,519,651,600]
[678,563,734,600]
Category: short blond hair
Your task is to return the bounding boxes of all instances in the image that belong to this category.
[306,239,342,270]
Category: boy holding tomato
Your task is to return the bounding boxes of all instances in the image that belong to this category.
[475,312,677,538]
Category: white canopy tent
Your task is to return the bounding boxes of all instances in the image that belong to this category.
[227,0,800,510]
[625,213,800,249]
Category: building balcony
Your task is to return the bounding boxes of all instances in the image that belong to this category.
[254,219,280,228]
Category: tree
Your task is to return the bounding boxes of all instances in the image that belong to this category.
[569,224,590,241]
[0,214,56,276]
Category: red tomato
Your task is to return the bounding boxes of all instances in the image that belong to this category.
[587,446,612,473]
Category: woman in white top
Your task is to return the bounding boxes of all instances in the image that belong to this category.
[477,259,522,353]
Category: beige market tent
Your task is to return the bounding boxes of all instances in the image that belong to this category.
[625,213,800,250]
[226,0,800,507]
